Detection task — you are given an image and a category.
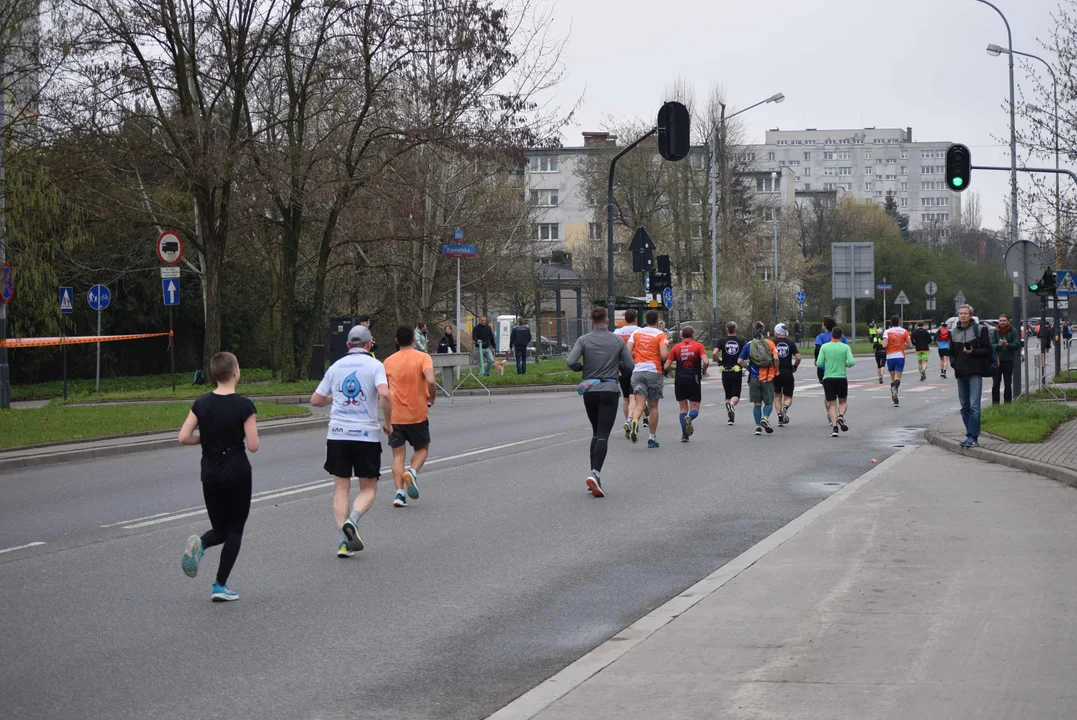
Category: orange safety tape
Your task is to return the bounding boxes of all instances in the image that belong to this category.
[0,331,172,349]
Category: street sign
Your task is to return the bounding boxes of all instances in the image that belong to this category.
[453,228,464,241]
[1003,240,1047,286]
[796,290,806,304]
[894,290,910,305]
[925,281,938,296]
[156,230,183,266]
[59,287,73,314]
[954,291,967,314]
[926,297,937,311]
[632,248,654,273]
[1048,298,1069,310]
[1055,270,1077,296]
[643,274,651,292]
[629,226,656,253]
[162,278,180,306]
[160,266,181,279]
[441,243,477,257]
[876,283,892,291]
[87,284,111,311]
[831,242,875,299]
[1,263,12,303]
[663,286,674,309]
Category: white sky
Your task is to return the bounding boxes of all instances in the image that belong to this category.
[547,0,1065,232]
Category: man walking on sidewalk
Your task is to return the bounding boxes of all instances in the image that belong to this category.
[384,325,436,508]
[990,314,1021,405]
[472,316,496,376]
[950,304,992,448]
[510,318,532,375]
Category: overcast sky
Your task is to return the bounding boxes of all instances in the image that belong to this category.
[546,0,1065,233]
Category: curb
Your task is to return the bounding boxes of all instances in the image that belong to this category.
[924,416,1077,489]
[0,416,328,473]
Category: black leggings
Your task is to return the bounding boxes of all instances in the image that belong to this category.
[583,392,619,473]
[201,473,252,586]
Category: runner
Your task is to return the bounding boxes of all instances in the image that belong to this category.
[871,320,887,384]
[910,321,933,381]
[567,306,635,496]
[881,315,913,407]
[817,326,856,437]
[179,352,259,602]
[664,326,709,442]
[627,310,669,448]
[738,321,779,436]
[383,325,436,508]
[613,309,641,437]
[772,323,801,425]
[814,315,848,420]
[936,323,952,379]
[309,325,392,558]
[713,322,746,426]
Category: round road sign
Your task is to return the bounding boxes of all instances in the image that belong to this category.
[924,281,937,296]
[157,230,184,266]
[1003,240,1047,286]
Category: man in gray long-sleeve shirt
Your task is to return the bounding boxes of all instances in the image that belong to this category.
[567,306,635,497]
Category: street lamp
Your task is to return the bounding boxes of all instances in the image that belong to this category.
[770,165,797,322]
[709,91,785,344]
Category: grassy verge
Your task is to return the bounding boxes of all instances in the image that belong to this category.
[0,402,308,449]
[56,380,319,404]
[1054,370,1077,383]
[12,368,277,402]
[980,402,1077,443]
[454,358,581,388]
[1030,386,1077,401]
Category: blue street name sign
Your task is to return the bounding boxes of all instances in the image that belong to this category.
[162,278,180,306]
[87,284,111,311]
[796,290,806,304]
[663,286,674,309]
[1055,270,1077,296]
[441,243,477,257]
[59,287,73,314]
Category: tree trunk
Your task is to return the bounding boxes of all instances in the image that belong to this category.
[278,205,301,382]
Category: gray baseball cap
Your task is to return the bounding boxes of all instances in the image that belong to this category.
[347,325,372,344]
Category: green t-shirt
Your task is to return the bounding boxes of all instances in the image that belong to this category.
[818,340,856,379]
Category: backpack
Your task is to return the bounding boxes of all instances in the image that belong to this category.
[749,338,774,367]
[977,323,999,369]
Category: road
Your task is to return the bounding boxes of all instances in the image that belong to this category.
[0,352,1056,719]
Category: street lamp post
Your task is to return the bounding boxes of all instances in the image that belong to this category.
[709,92,785,345]
[773,165,797,323]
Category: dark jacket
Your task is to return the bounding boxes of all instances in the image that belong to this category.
[472,323,496,349]
[990,324,1022,363]
[509,324,532,348]
[437,333,456,354]
[949,321,992,377]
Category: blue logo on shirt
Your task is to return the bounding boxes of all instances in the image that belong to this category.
[340,371,365,405]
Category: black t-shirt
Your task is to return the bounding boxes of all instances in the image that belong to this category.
[718,336,745,370]
[192,392,256,483]
[910,328,932,351]
[774,338,799,373]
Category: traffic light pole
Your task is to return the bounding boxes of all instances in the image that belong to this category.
[606,128,657,322]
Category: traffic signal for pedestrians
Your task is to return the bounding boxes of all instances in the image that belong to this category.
[1029,268,1056,295]
[945,143,971,192]
[657,101,690,162]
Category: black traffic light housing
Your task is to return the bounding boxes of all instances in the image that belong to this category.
[1029,268,1056,295]
[657,101,690,162]
[945,143,971,192]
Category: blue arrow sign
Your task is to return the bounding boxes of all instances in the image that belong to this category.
[1056,270,1077,296]
[59,287,73,314]
[662,286,674,309]
[796,290,806,304]
[1,263,13,303]
[87,284,111,311]
[162,278,180,306]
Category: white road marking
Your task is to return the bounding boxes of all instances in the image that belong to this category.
[906,386,932,393]
[0,541,46,555]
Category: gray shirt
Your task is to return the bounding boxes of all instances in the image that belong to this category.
[567,326,635,393]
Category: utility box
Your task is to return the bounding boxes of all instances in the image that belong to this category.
[329,317,354,365]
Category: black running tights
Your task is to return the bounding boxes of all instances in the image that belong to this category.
[583,392,619,473]
[201,473,252,586]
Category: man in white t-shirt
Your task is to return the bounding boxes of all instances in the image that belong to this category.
[310,325,392,558]
[613,309,641,431]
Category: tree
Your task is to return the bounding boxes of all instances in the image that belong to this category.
[883,191,910,241]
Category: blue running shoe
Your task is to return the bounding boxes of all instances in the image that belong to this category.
[404,468,419,500]
[392,491,407,508]
[342,518,364,552]
[211,584,239,602]
[182,535,203,578]
[647,438,660,449]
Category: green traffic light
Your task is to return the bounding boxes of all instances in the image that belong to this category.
[952,177,964,187]
[1030,284,1040,291]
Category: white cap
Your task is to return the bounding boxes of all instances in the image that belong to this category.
[347,325,373,344]
[774,323,788,336]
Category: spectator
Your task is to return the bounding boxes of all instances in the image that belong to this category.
[413,322,428,353]
[356,315,378,356]
[472,316,497,376]
[509,318,533,374]
[949,304,992,448]
[990,314,1021,405]
[436,328,456,354]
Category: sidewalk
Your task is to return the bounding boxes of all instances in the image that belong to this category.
[491,445,1077,720]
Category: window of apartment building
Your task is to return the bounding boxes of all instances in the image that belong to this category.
[900,182,908,191]
[802,167,811,176]
[900,198,908,207]
[588,222,604,240]
[776,140,788,146]
[793,140,803,145]
[529,156,558,172]
[823,182,838,190]
[838,167,852,176]
[804,151,811,160]
[768,151,776,161]
[885,174,898,181]
[533,223,559,240]
[803,182,811,191]
[865,166,874,175]
[824,167,836,176]
[876,190,884,197]
[788,160,801,166]
[864,151,873,160]
[885,158,898,164]
[740,152,755,163]
[838,151,852,160]
[824,152,836,160]
[865,181,874,191]
[690,153,705,170]
[763,207,780,222]
[840,183,852,191]
[901,166,908,175]
[901,150,908,159]
[805,140,815,145]
[690,223,703,239]
[530,189,559,206]
[920,165,943,174]
[756,176,781,192]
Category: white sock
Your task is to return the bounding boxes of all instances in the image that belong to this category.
[649,434,656,441]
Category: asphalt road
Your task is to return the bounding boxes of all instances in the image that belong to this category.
[0,352,1056,719]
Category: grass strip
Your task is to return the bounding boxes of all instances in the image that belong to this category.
[980,401,1077,443]
[11,368,277,402]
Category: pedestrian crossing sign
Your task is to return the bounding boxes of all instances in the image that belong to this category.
[59,286,73,314]
[1056,270,1077,296]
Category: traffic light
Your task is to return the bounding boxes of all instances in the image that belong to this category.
[1030,268,1056,295]
[945,143,971,192]
[657,101,690,162]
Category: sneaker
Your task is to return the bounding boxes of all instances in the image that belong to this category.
[630,418,640,444]
[647,438,660,448]
[642,415,649,428]
[878,376,884,384]
[684,415,694,437]
[725,402,735,424]
[342,518,364,552]
[586,474,605,498]
[893,399,900,407]
[837,415,849,432]
[777,414,786,426]
[392,491,407,508]
[783,407,791,424]
[969,438,979,447]
[890,386,898,404]
[403,468,419,500]
[754,426,763,436]
[681,434,689,443]
[920,371,927,381]
[211,584,239,602]
[182,535,204,579]
[336,541,354,558]
[761,417,774,434]
[831,426,839,438]
[623,420,632,439]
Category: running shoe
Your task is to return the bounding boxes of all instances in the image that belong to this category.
[726,402,735,425]
[182,535,204,579]
[761,417,774,434]
[630,418,640,444]
[831,426,839,438]
[392,491,407,507]
[890,386,898,404]
[342,518,364,552]
[211,584,239,602]
[681,434,689,443]
[920,371,926,381]
[586,474,605,498]
[623,420,632,439]
[336,541,354,558]
[837,415,849,432]
[754,426,762,436]
[403,468,419,500]
[647,438,660,449]
[878,376,884,384]
[968,438,979,447]
[685,415,694,437]
[642,417,649,428]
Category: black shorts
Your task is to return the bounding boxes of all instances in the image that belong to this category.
[388,420,431,450]
[774,372,795,397]
[875,350,887,369]
[938,347,949,358]
[674,376,702,402]
[721,370,743,400]
[618,371,633,399]
[822,378,849,402]
[324,440,382,479]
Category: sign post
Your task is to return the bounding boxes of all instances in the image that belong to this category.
[924,281,938,318]
[442,231,476,380]
[832,242,875,350]
[156,233,183,392]
[87,284,112,392]
[1004,240,1047,398]
[894,289,910,325]
[876,278,892,322]
[59,287,73,400]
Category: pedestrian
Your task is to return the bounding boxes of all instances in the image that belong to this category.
[309,325,392,558]
[437,327,456,354]
[1064,321,1073,349]
[383,325,436,508]
[510,318,533,375]
[950,304,992,448]
[871,319,887,385]
[990,313,1021,405]
[472,315,497,376]
[567,306,635,497]
[793,320,803,344]
[356,315,378,356]
[179,351,260,602]
[936,323,952,378]
[413,322,429,353]
[881,315,912,407]
[614,309,642,433]
[910,322,932,382]
[664,326,709,442]
[714,321,746,426]
[772,323,801,425]
[814,315,847,420]
[738,321,779,436]
[817,326,856,438]
[1039,320,1053,355]
[627,309,669,448]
